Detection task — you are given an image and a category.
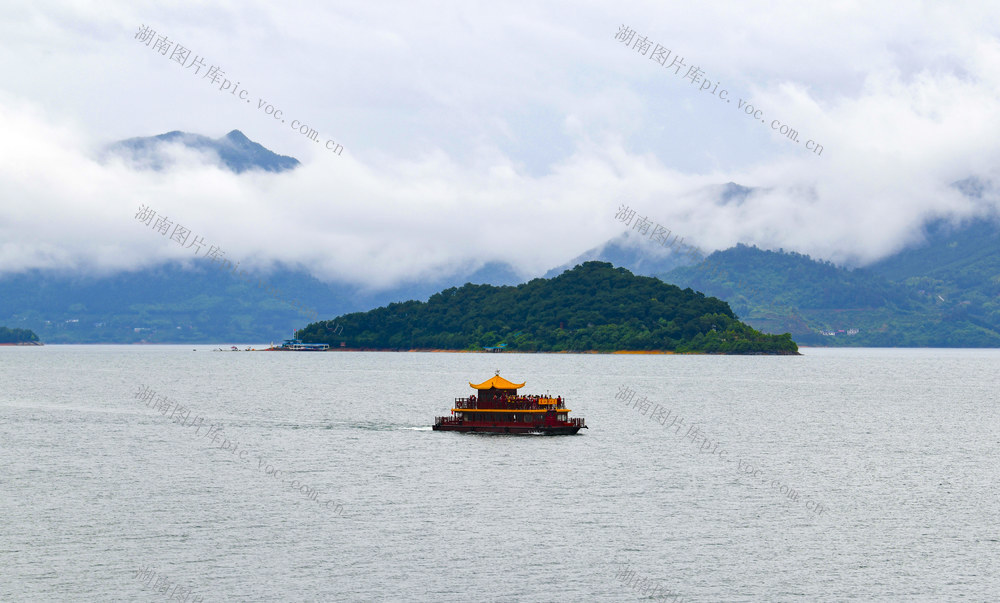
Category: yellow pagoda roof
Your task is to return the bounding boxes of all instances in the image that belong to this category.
[470,373,525,390]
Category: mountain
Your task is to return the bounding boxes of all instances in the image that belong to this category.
[544,231,696,279]
[866,216,1000,338]
[297,261,799,354]
[0,259,526,344]
[717,182,754,205]
[546,182,755,279]
[867,216,1000,293]
[464,261,525,286]
[661,243,1000,347]
[105,129,300,173]
[657,178,1000,347]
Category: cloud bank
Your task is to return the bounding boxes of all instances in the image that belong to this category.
[3,1,1000,287]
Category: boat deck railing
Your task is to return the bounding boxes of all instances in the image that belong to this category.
[453,396,567,410]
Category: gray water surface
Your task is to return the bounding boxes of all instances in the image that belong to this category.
[2,346,999,601]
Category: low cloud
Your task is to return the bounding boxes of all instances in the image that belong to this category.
[4,2,1000,287]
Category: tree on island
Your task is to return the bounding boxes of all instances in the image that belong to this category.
[0,327,40,344]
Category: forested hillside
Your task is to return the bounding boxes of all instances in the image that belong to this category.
[662,244,1000,346]
[0,327,39,344]
[298,262,798,353]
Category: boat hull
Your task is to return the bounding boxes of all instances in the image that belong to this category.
[432,422,584,435]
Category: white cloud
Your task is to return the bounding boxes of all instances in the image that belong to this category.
[3,1,1000,287]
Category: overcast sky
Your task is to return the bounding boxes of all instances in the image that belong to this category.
[3,1,1000,287]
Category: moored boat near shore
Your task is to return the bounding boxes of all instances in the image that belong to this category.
[433,371,587,435]
[264,338,330,351]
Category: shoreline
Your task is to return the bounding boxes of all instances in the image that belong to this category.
[8,343,797,354]
[263,347,796,355]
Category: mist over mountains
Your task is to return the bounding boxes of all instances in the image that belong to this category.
[5,130,1000,345]
[7,214,997,345]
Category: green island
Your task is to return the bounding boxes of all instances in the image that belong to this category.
[297,262,798,354]
[0,327,41,345]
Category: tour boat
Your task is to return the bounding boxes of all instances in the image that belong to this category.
[432,372,587,435]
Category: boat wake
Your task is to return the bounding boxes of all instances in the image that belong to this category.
[351,422,432,432]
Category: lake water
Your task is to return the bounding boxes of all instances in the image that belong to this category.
[2,346,999,601]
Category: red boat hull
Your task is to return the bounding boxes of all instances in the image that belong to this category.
[432,420,584,435]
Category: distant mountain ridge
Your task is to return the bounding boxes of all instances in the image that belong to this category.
[544,231,695,279]
[106,129,300,173]
[661,233,1000,347]
[546,182,755,279]
[7,216,1000,345]
[0,259,526,343]
[652,179,1000,347]
[868,216,1000,285]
